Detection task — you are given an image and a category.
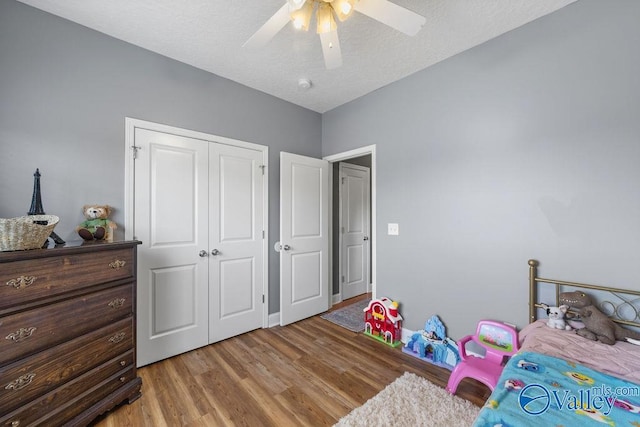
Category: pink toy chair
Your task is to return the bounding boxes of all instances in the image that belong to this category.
[446,320,519,394]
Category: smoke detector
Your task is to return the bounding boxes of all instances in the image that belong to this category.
[298,78,312,90]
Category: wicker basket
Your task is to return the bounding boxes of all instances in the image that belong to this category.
[0,215,60,251]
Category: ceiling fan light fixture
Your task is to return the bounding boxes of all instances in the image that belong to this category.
[244,0,425,70]
[316,2,337,34]
[331,0,356,22]
[287,0,306,10]
[290,1,314,31]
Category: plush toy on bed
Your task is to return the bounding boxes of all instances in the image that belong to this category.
[560,291,640,345]
[76,204,117,242]
[540,303,572,331]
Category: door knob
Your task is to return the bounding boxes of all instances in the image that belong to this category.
[363,236,369,241]
[282,245,291,251]
[199,250,208,257]
[211,249,220,256]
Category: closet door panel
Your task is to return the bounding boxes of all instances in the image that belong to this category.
[134,128,209,367]
[209,144,264,342]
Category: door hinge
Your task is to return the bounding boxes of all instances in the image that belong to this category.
[341,227,345,234]
[341,177,346,184]
[130,145,141,159]
[262,295,265,303]
[341,275,345,283]
[262,230,265,239]
[259,165,266,175]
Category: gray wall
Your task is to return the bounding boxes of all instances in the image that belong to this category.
[0,0,322,314]
[323,0,640,338]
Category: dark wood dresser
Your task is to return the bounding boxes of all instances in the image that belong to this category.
[0,240,142,427]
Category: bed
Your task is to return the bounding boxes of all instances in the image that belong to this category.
[472,260,640,426]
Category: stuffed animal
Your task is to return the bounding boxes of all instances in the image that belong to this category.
[560,291,640,345]
[76,205,117,242]
[540,303,572,330]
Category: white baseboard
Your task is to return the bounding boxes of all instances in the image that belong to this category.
[268,312,280,328]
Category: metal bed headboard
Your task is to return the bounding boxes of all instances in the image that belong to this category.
[528,259,640,329]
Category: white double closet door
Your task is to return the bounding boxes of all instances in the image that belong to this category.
[133,128,265,367]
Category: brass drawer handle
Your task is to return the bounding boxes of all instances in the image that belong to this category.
[108,332,126,344]
[120,360,127,367]
[6,327,37,342]
[6,276,37,290]
[5,373,36,391]
[120,376,126,383]
[108,298,126,309]
[108,260,127,270]
[11,420,20,427]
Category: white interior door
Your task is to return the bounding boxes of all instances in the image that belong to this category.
[209,143,264,342]
[280,152,330,326]
[135,128,209,367]
[339,163,370,300]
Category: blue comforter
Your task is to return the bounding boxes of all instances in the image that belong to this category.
[473,351,640,426]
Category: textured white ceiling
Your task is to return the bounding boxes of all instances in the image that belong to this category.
[17,0,577,113]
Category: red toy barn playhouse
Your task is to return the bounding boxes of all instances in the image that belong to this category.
[363,297,403,347]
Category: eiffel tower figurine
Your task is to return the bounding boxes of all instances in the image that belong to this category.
[28,168,65,246]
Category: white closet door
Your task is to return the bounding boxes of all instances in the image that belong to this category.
[135,128,209,367]
[209,143,264,342]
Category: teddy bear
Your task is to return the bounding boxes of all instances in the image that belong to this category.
[76,205,117,242]
[540,303,572,330]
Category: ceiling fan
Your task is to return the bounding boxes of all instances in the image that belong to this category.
[243,0,426,69]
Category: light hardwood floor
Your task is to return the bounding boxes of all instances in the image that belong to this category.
[92,297,490,426]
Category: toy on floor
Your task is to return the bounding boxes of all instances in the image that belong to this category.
[403,315,460,370]
[363,297,403,347]
[446,320,520,394]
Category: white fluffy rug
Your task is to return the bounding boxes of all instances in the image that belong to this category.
[335,372,480,427]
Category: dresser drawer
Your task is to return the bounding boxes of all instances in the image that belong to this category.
[0,283,132,365]
[0,360,136,427]
[0,317,133,415]
[0,248,133,311]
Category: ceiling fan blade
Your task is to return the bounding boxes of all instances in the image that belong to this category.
[319,30,343,69]
[354,0,425,36]
[243,3,291,49]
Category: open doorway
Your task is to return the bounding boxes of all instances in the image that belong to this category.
[334,159,371,301]
[324,145,376,305]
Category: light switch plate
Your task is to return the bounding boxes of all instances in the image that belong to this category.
[388,223,399,235]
